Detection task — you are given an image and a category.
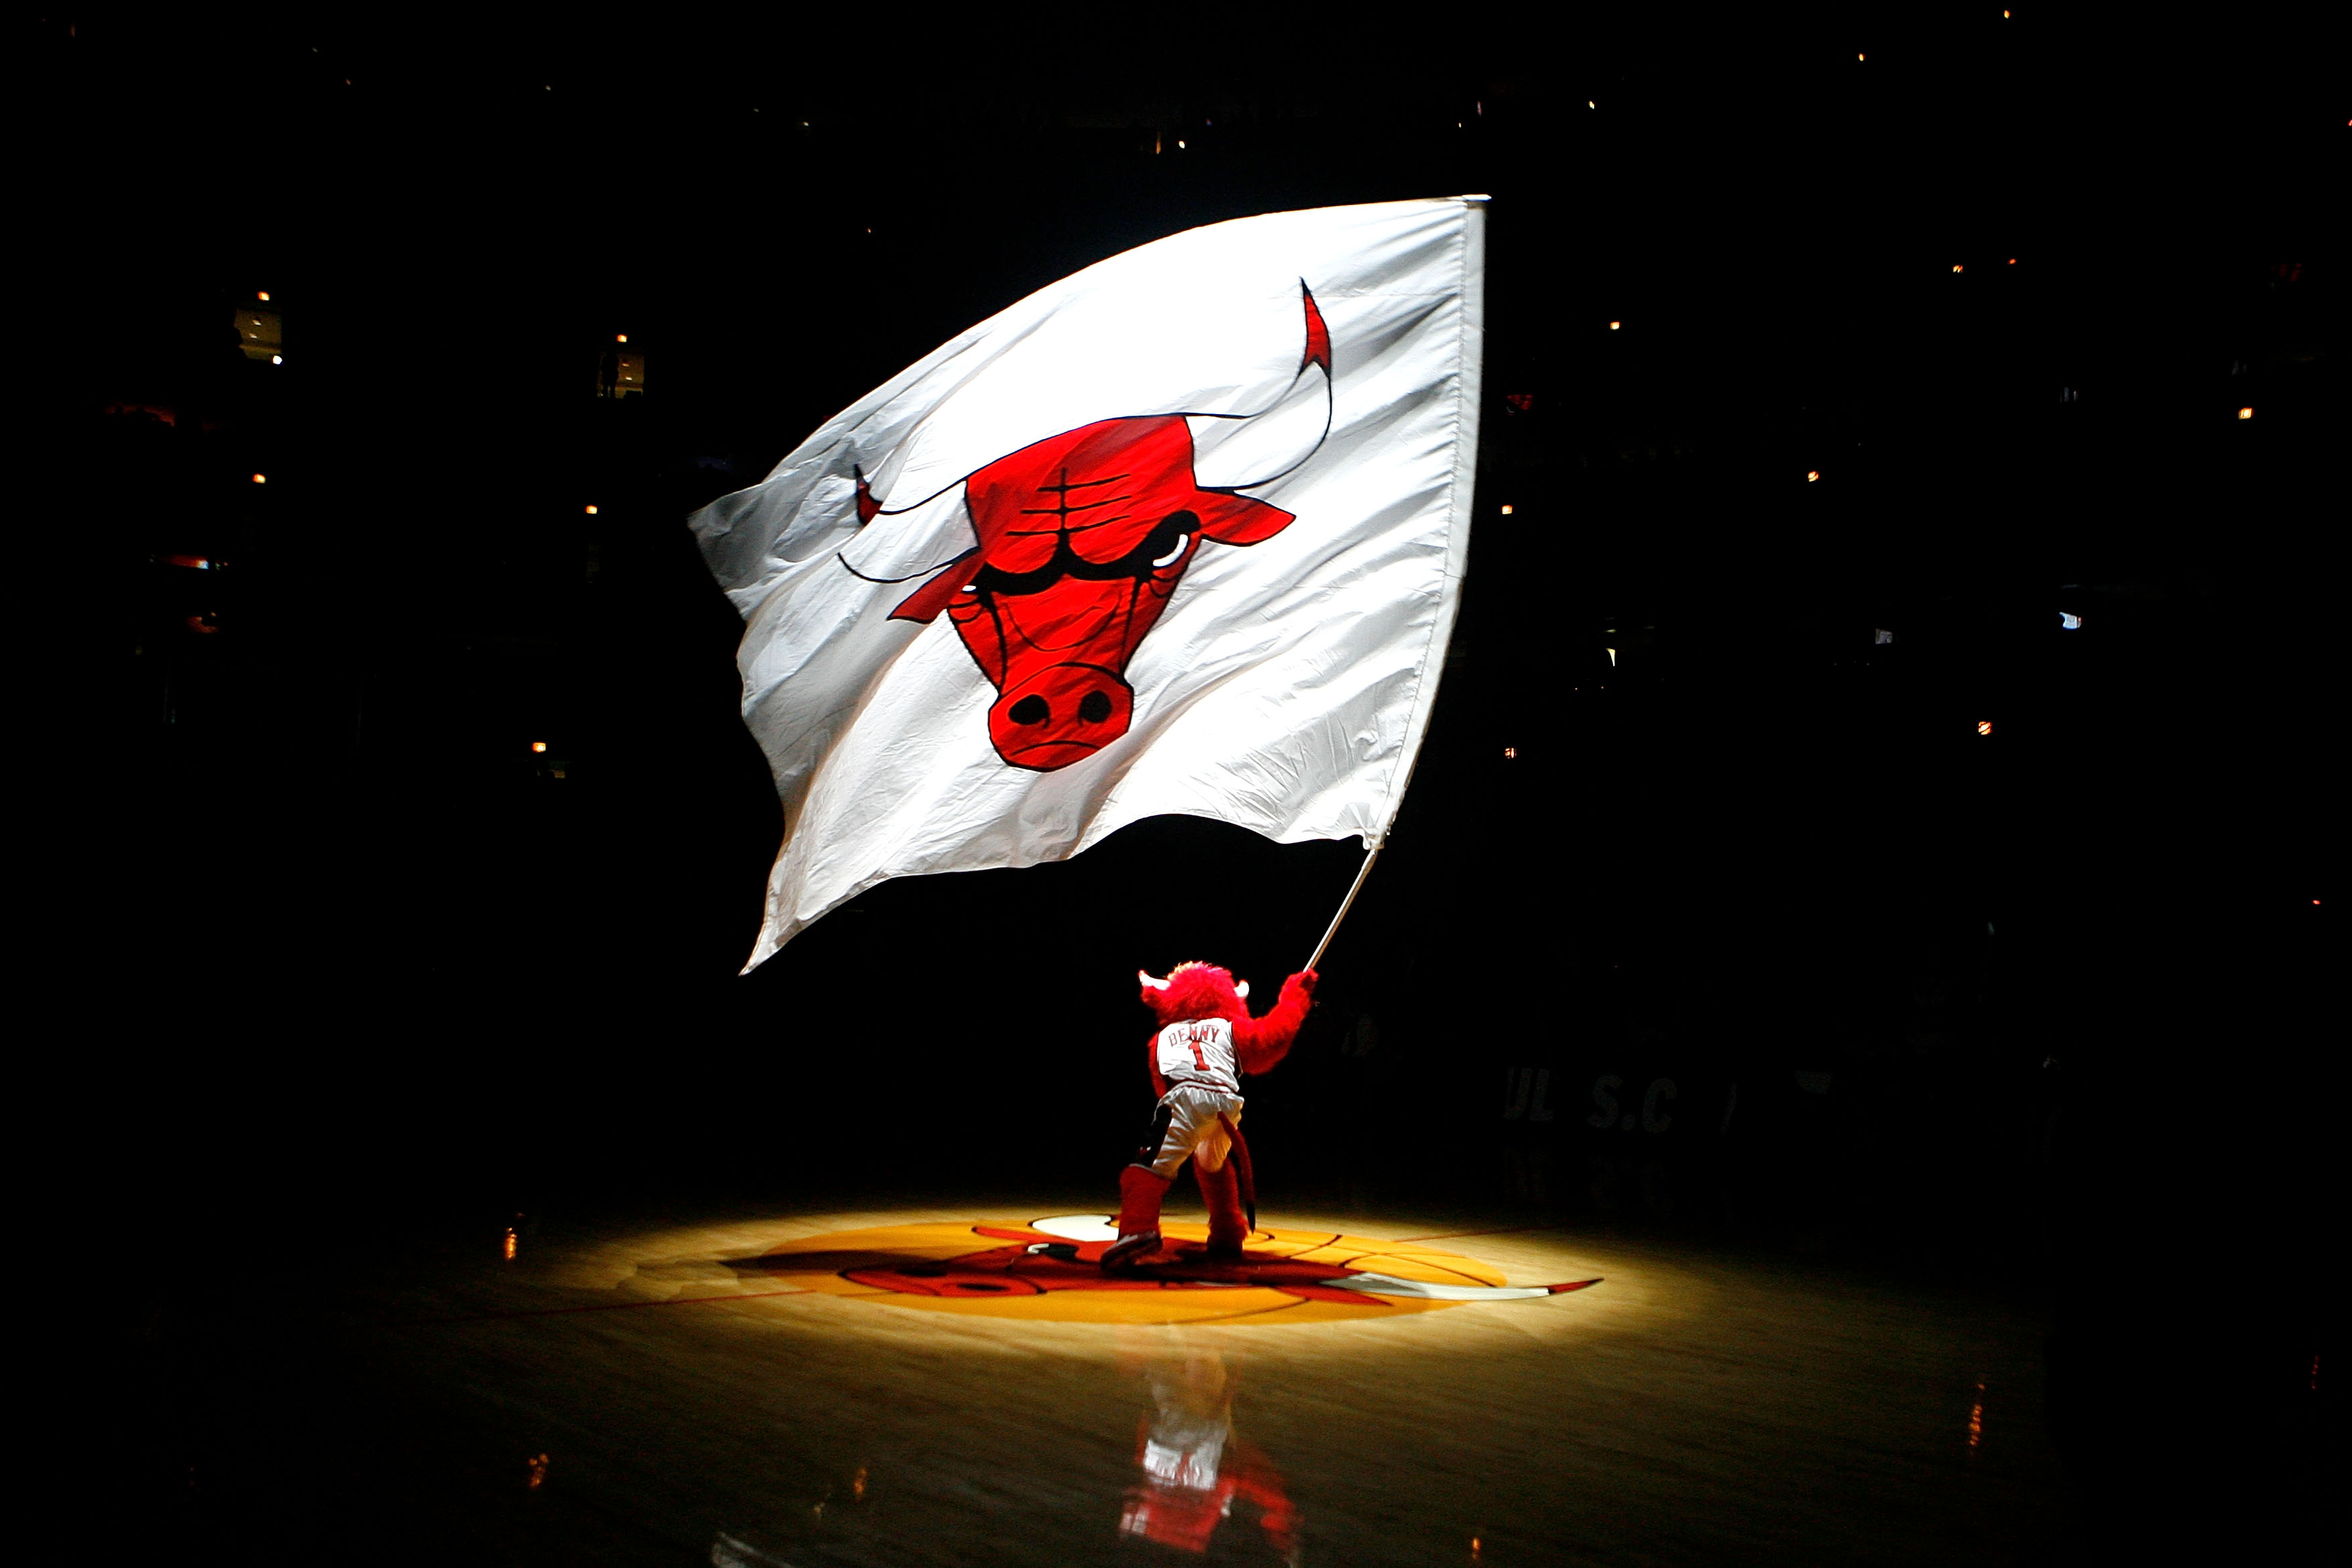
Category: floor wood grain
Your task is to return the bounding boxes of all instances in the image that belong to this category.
[165,1200,2081,1565]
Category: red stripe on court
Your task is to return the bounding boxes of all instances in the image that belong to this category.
[1385,1223,1579,1244]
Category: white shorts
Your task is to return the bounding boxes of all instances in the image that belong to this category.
[1133,1083,1244,1180]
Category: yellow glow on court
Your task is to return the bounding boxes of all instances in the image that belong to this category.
[733,1220,1526,1325]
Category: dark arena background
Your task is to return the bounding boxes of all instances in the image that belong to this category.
[33,9,2332,1565]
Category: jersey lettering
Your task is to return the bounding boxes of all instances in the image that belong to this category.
[1156,1018,1239,1091]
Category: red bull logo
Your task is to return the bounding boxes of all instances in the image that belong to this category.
[720,1215,1600,1326]
[848,285,1334,770]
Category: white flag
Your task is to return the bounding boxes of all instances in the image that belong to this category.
[692,197,1486,969]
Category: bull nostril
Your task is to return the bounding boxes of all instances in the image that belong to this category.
[1078,691,1112,724]
[1009,695,1049,726]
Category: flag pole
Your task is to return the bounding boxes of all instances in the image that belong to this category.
[1306,842,1383,971]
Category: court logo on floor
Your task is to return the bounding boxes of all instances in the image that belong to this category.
[723,1216,1598,1326]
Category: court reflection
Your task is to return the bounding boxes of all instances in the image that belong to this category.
[1120,1348,1297,1557]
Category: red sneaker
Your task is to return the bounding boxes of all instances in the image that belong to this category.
[1099,1230,1162,1271]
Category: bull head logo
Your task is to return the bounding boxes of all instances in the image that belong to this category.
[844,285,1333,771]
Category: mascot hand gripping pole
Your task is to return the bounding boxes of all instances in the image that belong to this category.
[1104,963,1317,1269]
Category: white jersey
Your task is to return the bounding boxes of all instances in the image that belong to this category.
[1155,1017,1240,1095]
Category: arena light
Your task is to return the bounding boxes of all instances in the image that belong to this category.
[256,291,271,301]
[532,742,548,753]
[1807,470,1820,481]
[1977,721,1993,736]
[2060,611,2082,629]
[1500,503,1514,515]
[1952,264,1964,273]
[2238,407,2254,420]
[1502,746,1517,758]
[1608,320,1621,330]
[616,334,628,343]
[584,504,599,514]
[250,473,266,484]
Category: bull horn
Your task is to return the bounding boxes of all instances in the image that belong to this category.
[1234,979,1250,999]
[1138,970,1171,990]
[838,459,983,586]
[1187,281,1335,493]
[848,460,968,524]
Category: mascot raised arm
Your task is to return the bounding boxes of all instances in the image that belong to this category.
[1103,962,1318,1270]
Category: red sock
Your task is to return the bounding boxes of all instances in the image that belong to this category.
[1195,1159,1248,1251]
[1117,1165,1172,1237]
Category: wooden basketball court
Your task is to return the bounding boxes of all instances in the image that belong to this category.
[166,1201,2080,1563]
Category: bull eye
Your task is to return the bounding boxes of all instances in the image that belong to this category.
[969,559,1064,598]
[1144,510,1199,571]
[1079,691,1112,724]
[1010,695,1049,725]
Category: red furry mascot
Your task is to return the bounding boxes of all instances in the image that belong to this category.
[1103,962,1317,1269]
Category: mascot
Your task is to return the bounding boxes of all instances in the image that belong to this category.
[1103,962,1317,1269]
